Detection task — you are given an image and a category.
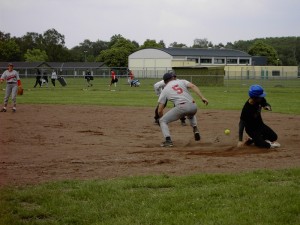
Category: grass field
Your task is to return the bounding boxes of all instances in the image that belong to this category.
[0,77,300,225]
[5,76,300,114]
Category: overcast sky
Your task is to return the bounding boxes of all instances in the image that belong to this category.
[1,0,299,49]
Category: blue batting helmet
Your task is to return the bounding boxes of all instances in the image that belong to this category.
[248,85,266,98]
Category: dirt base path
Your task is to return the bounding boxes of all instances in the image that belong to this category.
[1,104,299,186]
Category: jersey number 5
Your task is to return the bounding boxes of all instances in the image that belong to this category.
[172,84,183,94]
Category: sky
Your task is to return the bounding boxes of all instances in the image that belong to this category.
[1,0,299,49]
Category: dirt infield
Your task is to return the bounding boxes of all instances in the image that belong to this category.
[0,104,299,186]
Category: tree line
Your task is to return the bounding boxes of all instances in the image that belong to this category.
[0,28,299,67]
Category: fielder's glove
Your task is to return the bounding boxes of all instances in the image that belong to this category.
[17,86,23,95]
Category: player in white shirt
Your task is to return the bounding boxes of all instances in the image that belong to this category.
[157,73,208,147]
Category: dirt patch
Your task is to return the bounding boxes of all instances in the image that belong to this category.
[0,104,299,186]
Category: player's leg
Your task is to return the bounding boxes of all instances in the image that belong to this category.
[184,103,200,141]
[246,129,271,148]
[1,84,12,111]
[159,107,183,146]
[11,85,18,111]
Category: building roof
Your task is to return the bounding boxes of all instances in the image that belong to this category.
[160,48,251,57]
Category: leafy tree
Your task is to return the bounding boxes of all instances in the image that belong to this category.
[192,38,212,48]
[0,31,11,41]
[24,48,48,62]
[169,42,187,48]
[0,39,21,61]
[97,36,138,67]
[41,28,67,61]
[139,39,165,49]
[248,40,279,65]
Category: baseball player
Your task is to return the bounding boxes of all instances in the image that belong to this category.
[84,69,93,87]
[0,63,22,112]
[237,84,280,149]
[153,73,186,126]
[109,69,118,90]
[158,72,208,147]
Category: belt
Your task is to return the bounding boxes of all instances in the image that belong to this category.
[179,101,195,105]
[7,82,17,84]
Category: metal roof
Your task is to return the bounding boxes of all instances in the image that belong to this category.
[160,48,251,57]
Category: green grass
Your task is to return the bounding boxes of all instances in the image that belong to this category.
[0,169,299,225]
[3,77,300,114]
[1,77,300,224]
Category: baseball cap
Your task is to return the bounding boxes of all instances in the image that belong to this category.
[163,72,174,82]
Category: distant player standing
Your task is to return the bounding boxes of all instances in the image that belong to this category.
[0,63,22,112]
[109,69,118,90]
[158,72,208,147]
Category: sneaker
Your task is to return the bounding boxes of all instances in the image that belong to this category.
[0,108,6,112]
[154,120,160,125]
[266,140,281,149]
[193,126,201,141]
[181,121,187,126]
[12,107,16,113]
[160,140,173,147]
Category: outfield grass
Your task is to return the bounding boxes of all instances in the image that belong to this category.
[1,77,300,224]
[4,77,300,114]
[0,169,299,225]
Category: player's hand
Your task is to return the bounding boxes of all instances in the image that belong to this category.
[202,97,208,105]
[264,106,272,111]
[237,141,244,148]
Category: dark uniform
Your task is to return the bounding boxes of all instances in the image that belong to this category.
[239,98,278,148]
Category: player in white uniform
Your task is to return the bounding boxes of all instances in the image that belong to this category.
[153,73,186,125]
[0,63,22,112]
[158,73,208,147]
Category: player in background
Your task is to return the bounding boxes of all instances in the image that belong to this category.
[84,69,93,87]
[127,69,134,85]
[0,63,22,112]
[237,84,280,149]
[153,72,186,126]
[51,69,58,87]
[157,72,208,147]
[109,69,118,90]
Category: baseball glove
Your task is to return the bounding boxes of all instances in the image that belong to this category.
[17,86,24,95]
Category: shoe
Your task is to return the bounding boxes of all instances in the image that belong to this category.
[181,121,187,126]
[12,107,16,113]
[154,120,159,125]
[193,126,201,141]
[160,140,173,147]
[266,140,281,148]
[0,108,6,112]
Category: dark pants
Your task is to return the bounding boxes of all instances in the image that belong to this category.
[246,124,278,148]
[51,79,56,86]
[34,76,42,87]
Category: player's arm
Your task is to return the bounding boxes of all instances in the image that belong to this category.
[260,98,272,111]
[237,120,245,147]
[188,83,208,105]
[157,103,164,118]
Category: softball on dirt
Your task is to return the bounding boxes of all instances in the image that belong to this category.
[224,129,230,135]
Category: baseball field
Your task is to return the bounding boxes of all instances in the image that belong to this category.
[0,77,299,224]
